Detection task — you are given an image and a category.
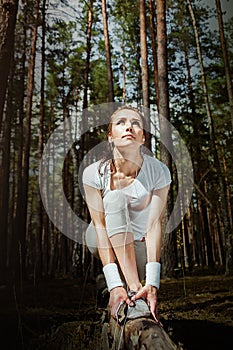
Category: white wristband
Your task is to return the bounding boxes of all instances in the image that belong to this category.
[103,263,123,292]
[146,262,161,289]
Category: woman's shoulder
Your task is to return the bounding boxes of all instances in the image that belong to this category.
[83,159,101,175]
[82,159,110,189]
[82,160,102,187]
[143,154,167,168]
[142,154,171,186]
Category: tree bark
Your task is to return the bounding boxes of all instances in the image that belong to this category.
[9,1,27,283]
[148,0,159,108]
[101,0,114,102]
[0,57,14,283]
[0,0,18,128]
[139,0,151,150]
[156,0,176,278]
[215,0,233,131]
[122,40,126,103]
[83,0,94,112]
[109,317,177,349]
[139,0,149,109]
[14,0,40,280]
[37,0,47,277]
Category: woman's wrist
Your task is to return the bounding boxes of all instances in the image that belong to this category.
[103,263,123,292]
[145,262,161,289]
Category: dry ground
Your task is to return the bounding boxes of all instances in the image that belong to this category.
[0,274,233,349]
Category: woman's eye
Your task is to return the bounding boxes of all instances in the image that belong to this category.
[132,120,141,127]
[116,119,124,125]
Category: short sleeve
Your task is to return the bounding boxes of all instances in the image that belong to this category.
[151,158,172,190]
[139,155,171,192]
[82,161,102,190]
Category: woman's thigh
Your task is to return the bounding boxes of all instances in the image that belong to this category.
[134,240,147,282]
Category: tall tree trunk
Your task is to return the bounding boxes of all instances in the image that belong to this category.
[37,0,47,278]
[77,0,94,277]
[122,39,126,103]
[9,2,27,283]
[101,0,114,102]
[48,122,56,277]
[215,0,233,130]
[83,0,93,112]
[156,0,175,277]
[0,0,18,128]
[148,0,159,108]
[81,0,93,154]
[202,180,214,268]
[0,58,14,283]
[187,0,233,275]
[156,0,172,168]
[139,0,151,149]
[139,0,149,108]
[14,0,40,280]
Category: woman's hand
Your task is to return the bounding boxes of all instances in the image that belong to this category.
[109,286,134,319]
[131,285,160,324]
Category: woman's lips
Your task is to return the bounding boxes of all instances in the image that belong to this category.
[122,134,135,139]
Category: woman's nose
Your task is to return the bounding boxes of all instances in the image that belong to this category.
[125,122,133,131]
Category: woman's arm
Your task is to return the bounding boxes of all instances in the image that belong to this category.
[146,185,170,262]
[83,184,134,316]
[132,185,170,321]
[83,184,114,265]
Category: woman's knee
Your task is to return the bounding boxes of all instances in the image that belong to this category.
[85,222,99,258]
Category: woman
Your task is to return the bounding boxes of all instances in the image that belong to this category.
[82,106,171,323]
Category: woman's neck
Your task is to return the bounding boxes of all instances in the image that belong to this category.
[112,147,143,176]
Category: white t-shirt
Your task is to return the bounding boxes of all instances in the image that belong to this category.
[82,154,171,241]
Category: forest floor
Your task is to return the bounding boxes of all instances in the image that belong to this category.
[0,273,233,350]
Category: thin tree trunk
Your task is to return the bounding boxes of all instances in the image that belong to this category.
[139,0,149,108]
[215,0,233,130]
[187,0,233,275]
[148,0,159,108]
[222,152,233,229]
[203,180,214,268]
[101,0,114,102]
[81,0,93,151]
[122,39,126,103]
[9,1,27,283]
[37,0,47,278]
[48,129,56,277]
[156,0,175,277]
[156,0,172,168]
[83,0,93,112]
[14,0,40,280]
[76,0,94,278]
[197,194,206,266]
[139,0,151,150]
[0,57,14,283]
[0,0,18,128]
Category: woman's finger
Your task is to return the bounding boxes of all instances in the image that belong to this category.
[131,288,146,301]
[150,303,163,327]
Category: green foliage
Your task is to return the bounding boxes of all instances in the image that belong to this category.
[3,0,233,278]
[45,19,86,125]
[89,57,109,104]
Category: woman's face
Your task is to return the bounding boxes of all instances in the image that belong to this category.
[108,109,144,149]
